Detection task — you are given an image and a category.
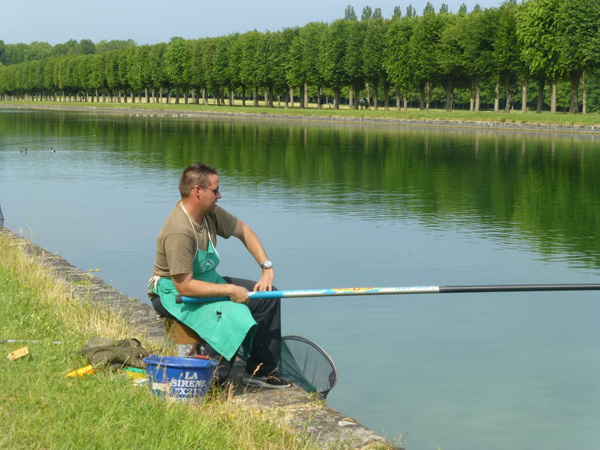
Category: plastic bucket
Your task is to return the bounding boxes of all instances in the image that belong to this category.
[143,354,217,402]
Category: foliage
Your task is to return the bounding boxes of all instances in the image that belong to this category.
[1,2,600,113]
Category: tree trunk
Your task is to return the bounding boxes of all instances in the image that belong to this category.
[475,77,481,112]
[253,87,259,107]
[289,87,294,108]
[419,85,425,110]
[470,80,475,112]
[569,71,580,114]
[504,77,512,113]
[582,74,587,114]
[426,83,432,111]
[521,80,527,113]
[229,87,234,106]
[494,83,499,112]
[318,86,323,109]
[445,79,454,112]
[383,81,390,110]
[334,89,341,109]
[304,83,308,108]
[241,86,246,107]
[349,86,354,109]
[537,77,545,113]
[373,83,379,110]
[131,90,135,103]
[203,87,208,105]
[551,80,557,113]
[352,84,360,109]
[396,86,401,111]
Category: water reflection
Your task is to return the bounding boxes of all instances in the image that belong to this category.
[2,109,599,270]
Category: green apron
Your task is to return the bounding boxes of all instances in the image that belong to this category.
[152,232,256,361]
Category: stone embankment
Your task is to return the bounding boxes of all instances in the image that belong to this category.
[1,227,399,449]
[5,103,600,135]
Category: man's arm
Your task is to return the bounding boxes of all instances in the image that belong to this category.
[232,219,275,292]
[172,272,250,304]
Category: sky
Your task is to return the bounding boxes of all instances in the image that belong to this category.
[2,0,502,46]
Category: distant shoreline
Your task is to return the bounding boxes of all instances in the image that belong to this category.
[3,102,600,135]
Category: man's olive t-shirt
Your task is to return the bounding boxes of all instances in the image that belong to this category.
[150,202,238,288]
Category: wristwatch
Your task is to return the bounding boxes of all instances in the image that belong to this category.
[260,260,273,269]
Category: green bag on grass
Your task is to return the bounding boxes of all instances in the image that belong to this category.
[80,337,149,369]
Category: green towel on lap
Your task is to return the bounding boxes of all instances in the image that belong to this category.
[154,278,256,361]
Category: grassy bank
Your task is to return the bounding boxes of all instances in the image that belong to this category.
[0,231,314,450]
[3,99,600,129]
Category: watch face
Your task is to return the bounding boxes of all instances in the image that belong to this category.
[262,260,273,269]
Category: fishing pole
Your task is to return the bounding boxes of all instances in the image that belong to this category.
[176,283,600,303]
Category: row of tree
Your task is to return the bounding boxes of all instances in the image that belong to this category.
[0,39,137,66]
[1,1,599,113]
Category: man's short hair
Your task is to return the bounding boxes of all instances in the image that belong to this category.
[179,162,218,197]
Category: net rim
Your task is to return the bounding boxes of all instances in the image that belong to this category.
[282,334,338,393]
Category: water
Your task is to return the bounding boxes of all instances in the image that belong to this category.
[1,108,599,450]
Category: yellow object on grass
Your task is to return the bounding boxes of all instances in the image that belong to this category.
[66,364,95,378]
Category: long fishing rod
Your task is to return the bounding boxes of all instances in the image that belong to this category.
[176,283,600,304]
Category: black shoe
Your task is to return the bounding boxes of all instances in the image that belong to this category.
[242,371,292,389]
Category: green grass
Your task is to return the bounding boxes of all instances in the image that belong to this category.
[0,233,316,450]
[3,98,600,129]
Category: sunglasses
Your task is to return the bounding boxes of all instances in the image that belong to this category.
[198,185,219,195]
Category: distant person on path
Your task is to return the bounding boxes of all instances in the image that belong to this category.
[148,162,290,389]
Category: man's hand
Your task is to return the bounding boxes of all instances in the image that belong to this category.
[253,269,275,292]
[227,284,250,305]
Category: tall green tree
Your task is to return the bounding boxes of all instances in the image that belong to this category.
[238,31,264,106]
[344,19,366,108]
[188,39,207,104]
[385,15,416,110]
[147,43,168,103]
[320,19,353,108]
[493,0,525,112]
[88,53,107,101]
[212,34,237,105]
[436,12,464,111]
[556,0,600,113]
[128,45,152,102]
[165,38,191,103]
[362,17,390,109]
[517,0,562,113]
[458,7,497,111]
[410,7,446,109]
[344,5,357,20]
[361,6,373,20]
[286,22,328,108]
